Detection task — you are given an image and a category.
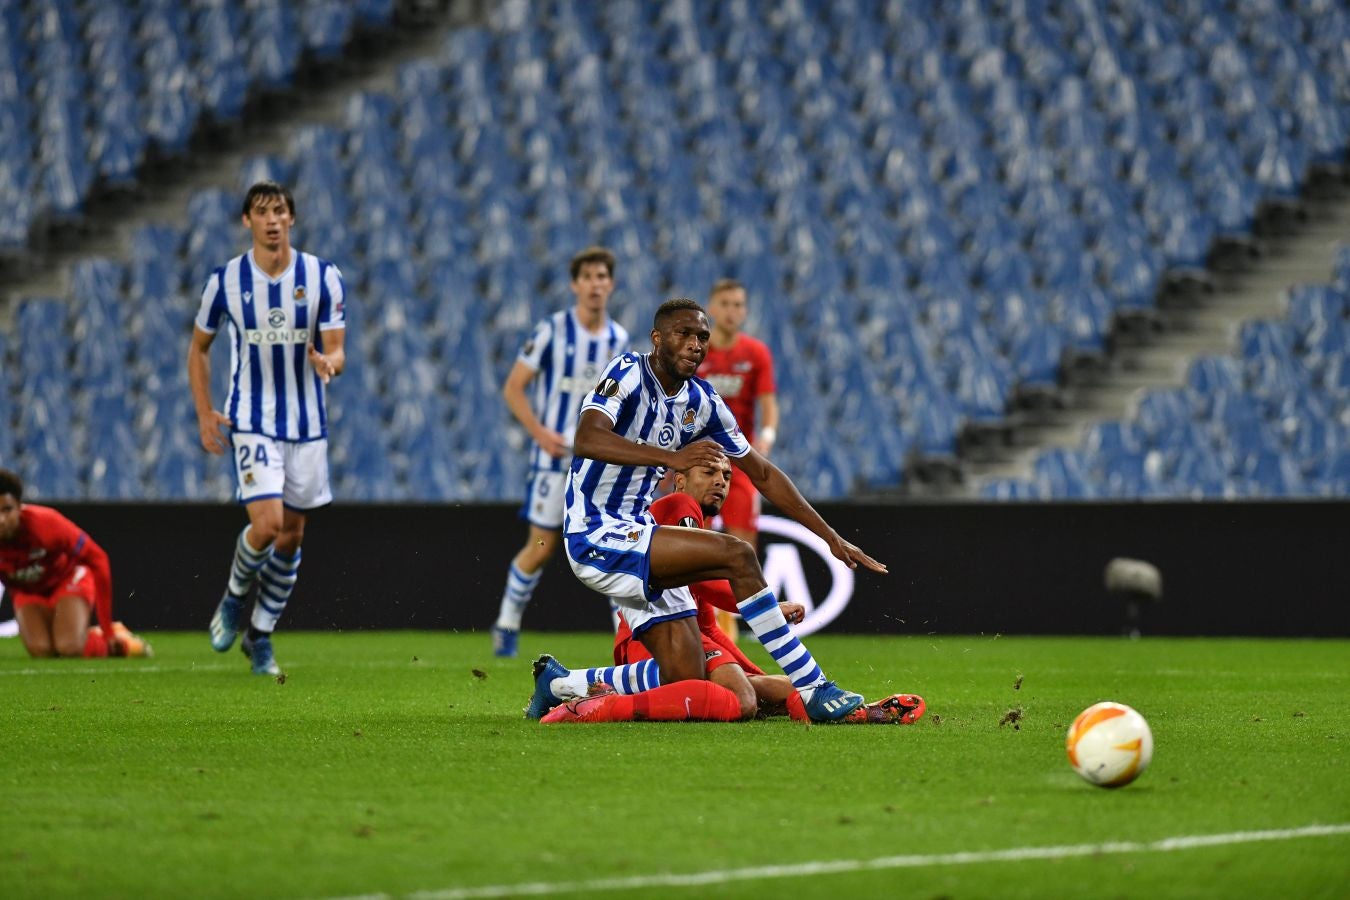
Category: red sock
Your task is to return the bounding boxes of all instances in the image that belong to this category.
[587,680,744,722]
[83,627,108,658]
[786,690,809,722]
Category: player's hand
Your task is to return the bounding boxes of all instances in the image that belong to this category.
[779,601,806,625]
[107,636,126,657]
[197,411,232,455]
[535,428,569,459]
[827,532,888,574]
[671,440,725,472]
[308,345,338,384]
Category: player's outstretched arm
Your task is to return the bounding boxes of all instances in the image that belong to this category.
[733,448,887,573]
[573,410,726,470]
[186,326,231,455]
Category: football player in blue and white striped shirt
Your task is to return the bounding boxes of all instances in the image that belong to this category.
[526,299,886,722]
[492,247,629,657]
[187,181,346,676]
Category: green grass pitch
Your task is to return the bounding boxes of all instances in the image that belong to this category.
[2,631,1347,899]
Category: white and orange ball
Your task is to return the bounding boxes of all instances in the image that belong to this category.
[1066,702,1153,788]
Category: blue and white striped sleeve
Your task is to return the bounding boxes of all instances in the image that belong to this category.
[518,317,552,371]
[318,263,346,330]
[580,353,641,425]
[194,269,227,333]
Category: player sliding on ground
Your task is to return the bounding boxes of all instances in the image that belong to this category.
[527,298,887,723]
[0,469,151,658]
[535,456,925,724]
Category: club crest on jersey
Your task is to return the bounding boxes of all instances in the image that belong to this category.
[243,471,256,486]
[267,308,287,328]
[293,285,306,300]
[681,409,697,432]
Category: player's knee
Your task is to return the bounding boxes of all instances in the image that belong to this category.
[53,636,84,658]
[731,681,757,720]
[23,638,54,658]
[250,520,282,546]
[726,535,760,577]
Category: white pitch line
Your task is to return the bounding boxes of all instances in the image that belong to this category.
[319,823,1350,900]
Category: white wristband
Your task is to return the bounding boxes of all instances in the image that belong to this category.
[758,426,777,445]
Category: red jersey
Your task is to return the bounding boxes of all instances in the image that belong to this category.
[613,493,764,676]
[698,334,775,442]
[0,504,114,634]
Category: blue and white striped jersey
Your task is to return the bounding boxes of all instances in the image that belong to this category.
[194,249,346,442]
[564,351,751,533]
[519,309,629,472]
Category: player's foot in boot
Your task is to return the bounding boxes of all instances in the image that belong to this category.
[209,593,244,652]
[241,633,281,676]
[540,684,617,724]
[524,654,570,720]
[843,693,926,724]
[491,625,519,658]
[803,680,865,722]
[112,621,153,658]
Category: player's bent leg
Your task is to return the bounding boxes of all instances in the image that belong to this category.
[14,603,56,658]
[542,680,744,723]
[707,663,759,720]
[636,616,706,683]
[51,594,92,658]
[647,526,765,598]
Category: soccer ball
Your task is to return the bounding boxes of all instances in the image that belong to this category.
[1065,701,1153,788]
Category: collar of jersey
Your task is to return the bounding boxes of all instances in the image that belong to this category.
[247,248,298,284]
[642,352,688,402]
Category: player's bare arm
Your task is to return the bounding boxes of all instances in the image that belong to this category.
[308,327,345,385]
[732,447,887,573]
[572,409,726,471]
[502,359,567,458]
[754,392,779,455]
[187,326,232,455]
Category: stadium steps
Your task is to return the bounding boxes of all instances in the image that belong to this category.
[965,186,1350,490]
[0,0,476,329]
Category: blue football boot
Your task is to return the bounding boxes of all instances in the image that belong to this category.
[524,654,570,720]
[209,593,244,652]
[241,633,281,676]
[803,680,865,722]
[491,625,519,658]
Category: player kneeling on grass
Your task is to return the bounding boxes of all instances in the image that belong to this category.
[528,300,886,724]
[0,469,151,659]
[532,459,924,724]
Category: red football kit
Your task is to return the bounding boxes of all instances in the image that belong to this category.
[613,492,764,677]
[0,504,114,636]
[696,334,775,531]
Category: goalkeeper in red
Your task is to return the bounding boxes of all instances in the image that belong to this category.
[0,468,150,658]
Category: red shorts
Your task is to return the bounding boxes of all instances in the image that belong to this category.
[718,469,760,532]
[7,565,97,610]
[616,625,764,677]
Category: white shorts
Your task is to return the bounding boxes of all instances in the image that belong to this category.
[232,433,332,509]
[520,469,566,529]
[564,521,697,635]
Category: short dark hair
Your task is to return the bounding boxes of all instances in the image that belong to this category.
[709,278,744,298]
[242,181,296,217]
[570,246,616,280]
[654,298,704,330]
[0,468,23,502]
